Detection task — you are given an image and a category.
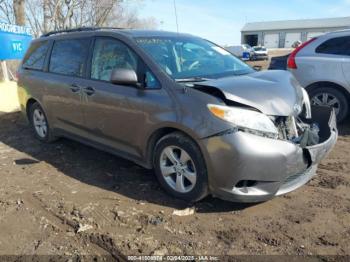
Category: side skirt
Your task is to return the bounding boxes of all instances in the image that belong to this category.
[53,128,153,169]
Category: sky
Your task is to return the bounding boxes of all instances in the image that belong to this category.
[133,0,350,46]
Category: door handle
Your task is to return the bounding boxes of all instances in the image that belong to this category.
[83,86,95,96]
[70,84,81,93]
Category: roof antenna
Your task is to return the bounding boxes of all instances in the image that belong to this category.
[173,0,180,33]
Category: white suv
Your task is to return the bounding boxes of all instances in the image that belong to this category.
[288,30,350,122]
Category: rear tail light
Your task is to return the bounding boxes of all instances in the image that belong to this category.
[287,38,317,69]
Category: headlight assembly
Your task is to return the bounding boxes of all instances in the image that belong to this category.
[207,104,278,138]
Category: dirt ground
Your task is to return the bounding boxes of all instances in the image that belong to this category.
[246,49,292,70]
[0,53,349,260]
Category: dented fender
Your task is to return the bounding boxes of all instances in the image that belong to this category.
[199,105,338,203]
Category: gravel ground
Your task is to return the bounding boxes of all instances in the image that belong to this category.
[0,54,349,259]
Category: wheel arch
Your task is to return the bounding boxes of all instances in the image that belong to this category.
[26,98,39,120]
[26,98,50,125]
[144,126,205,169]
[305,81,350,101]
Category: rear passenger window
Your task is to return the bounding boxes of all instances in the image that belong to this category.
[22,41,49,70]
[49,39,89,77]
[316,36,350,56]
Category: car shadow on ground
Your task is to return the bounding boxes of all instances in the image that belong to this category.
[0,112,260,213]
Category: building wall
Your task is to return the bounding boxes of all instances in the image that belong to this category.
[241,26,348,48]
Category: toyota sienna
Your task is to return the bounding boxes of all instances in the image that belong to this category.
[17,28,337,203]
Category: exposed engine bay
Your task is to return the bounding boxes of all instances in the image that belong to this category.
[274,116,320,147]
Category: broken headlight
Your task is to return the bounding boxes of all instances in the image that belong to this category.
[207,104,278,139]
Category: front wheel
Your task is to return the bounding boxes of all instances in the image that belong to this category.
[153,132,208,202]
[309,87,348,122]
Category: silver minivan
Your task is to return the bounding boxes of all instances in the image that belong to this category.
[17,28,337,203]
[288,30,350,122]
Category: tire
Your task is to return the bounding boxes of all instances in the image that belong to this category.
[153,132,208,202]
[309,87,349,123]
[29,102,56,143]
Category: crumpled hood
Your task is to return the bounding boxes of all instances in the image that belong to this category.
[195,70,304,116]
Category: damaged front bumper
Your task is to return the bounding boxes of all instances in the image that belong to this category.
[202,106,338,203]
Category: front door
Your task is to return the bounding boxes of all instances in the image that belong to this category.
[80,37,161,158]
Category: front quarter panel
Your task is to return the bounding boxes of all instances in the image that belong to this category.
[144,85,235,139]
[140,83,237,166]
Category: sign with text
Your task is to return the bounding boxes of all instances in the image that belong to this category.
[0,22,32,60]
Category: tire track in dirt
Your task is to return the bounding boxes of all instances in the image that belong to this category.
[28,192,127,260]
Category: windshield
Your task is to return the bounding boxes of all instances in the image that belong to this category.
[135,36,254,80]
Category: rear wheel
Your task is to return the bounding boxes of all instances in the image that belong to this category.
[153,132,208,202]
[309,87,348,122]
[29,102,56,142]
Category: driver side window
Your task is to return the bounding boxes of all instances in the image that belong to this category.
[91,38,138,81]
[91,37,160,89]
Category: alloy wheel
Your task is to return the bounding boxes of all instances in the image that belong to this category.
[159,146,197,193]
[32,108,48,138]
[311,92,340,115]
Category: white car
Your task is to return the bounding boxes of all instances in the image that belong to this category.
[252,46,269,60]
[288,30,350,122]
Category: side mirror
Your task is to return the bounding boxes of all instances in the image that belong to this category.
[110,68,139,86]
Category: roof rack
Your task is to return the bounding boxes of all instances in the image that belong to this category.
[41,27,126,37]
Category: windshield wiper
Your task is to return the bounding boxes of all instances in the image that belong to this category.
[175,77,210,83]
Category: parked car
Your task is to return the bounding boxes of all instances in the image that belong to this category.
[17,28,337,203]
[226,44,254,60]
[269,54,290,70]
[288,30,350,122]
[251,46,269,60]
